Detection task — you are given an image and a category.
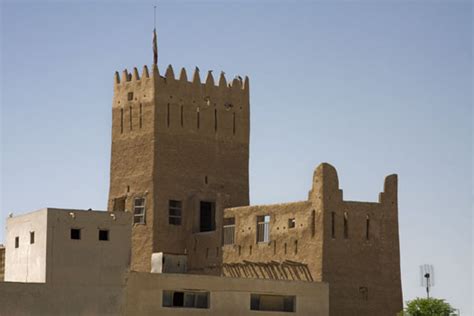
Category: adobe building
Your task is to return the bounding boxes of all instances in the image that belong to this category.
[107,29,403,315]
[0,26,402,315]
[0,245,5,281]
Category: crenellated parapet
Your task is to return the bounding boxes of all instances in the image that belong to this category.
[114,64,249,94]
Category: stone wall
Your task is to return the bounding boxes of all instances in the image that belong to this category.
[222,163,403,316]
[108,65,250,273]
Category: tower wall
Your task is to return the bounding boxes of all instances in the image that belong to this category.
[108,65,250,272]
[315,163,403,316]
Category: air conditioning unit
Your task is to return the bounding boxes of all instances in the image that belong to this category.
[151,252,187,274]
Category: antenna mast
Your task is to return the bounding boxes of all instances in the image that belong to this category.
[420,264,435,299]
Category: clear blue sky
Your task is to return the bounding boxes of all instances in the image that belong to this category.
[1,1,472,313]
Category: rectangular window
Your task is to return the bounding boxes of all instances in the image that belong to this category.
[288,218,296,229]
[30,232,35,244]
[15,236,19,248]
[169,200,182,225]
[113,197,126,212]
[133,198,146,224]
[70,229,81,240]
[127,92,134,101]
[120,108,124,134]
[99,230,109,241]
[139,103,143,128]
[163,290,209,309]
[366,215,370,240]
[250,294,295,312]
[223,217,235,245]
[257,215,270,243]
[199,201,215,232]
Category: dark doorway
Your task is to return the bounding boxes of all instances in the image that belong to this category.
[200,201,215,232]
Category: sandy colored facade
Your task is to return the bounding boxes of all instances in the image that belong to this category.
[124,272,328,315]
[108,65,250,273]
[106,62,402,315]
[4,208,131,285]
[222,163,403,315]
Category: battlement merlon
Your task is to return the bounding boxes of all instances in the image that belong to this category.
[309,162,398,207]
[114,64,249,94]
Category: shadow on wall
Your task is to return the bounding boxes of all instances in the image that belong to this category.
[223,260,313,282]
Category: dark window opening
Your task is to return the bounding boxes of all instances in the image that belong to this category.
[127,92,133,101]
[120,108,124,134]
[311,210,316,237]
[294,240,298,255]
[366,215,370,240]
[163,290,209,309]
[214,109,217,131]
[284,242,287,254]
[331,212,336,239]
[199,201,215,232]
[71,229,81,240]
[139,103,143,128]
[129,106,133,131]
[180,105,184,127]
[99,230,109,241]
[233,112,236,135]
[288,218,296,229]
[197,110,200,129]
[15,236,19,248]
[250,294,295,312]
[169,200,182,225]
[343,212,349,239]
[30,232,35,244]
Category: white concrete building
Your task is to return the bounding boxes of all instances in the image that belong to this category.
[4,208,131,285]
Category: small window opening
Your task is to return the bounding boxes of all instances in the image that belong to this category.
[127,92,133,101]
[30,232,35,244]
[120,108,124,134]
[256,215,270,243]
[139,103,143,128]
[99,229,109,241]
[250,294,295,312]
[214,109,217,131]
[70,229,81,240]
[113,197,126,212]
[288,218,296,229]
[180,105,184,127]
[273,241,277,254]
[344,212,349,239]
[199,201,215,232]
[284,242,287,254]
[294,240,298,255]
[133,197,146,224]
[163,290,209,309]
[249,245,252,255]
[331,212,336,239]
[204,176,208,184]
[15,236,19,248]
[196,110,200,129]
[238,245,241,256]
[311,210,316,237]
[129,106,133,131]
[169,200,182,225]
[232,112,236,135]
[223,217,235,245]
[366,215,370,240]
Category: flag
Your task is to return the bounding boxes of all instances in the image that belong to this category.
[153,28,158,65]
